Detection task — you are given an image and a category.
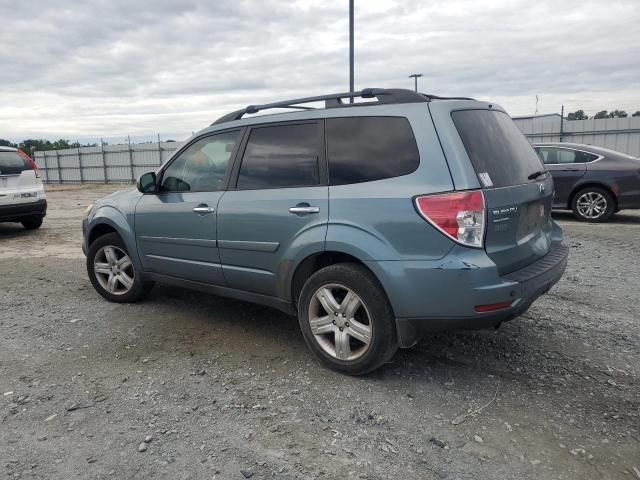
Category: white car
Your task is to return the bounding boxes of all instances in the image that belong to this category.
[0,146,47,229]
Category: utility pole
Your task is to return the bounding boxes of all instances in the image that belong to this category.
[349,0,354,102]
[409,73,423,92]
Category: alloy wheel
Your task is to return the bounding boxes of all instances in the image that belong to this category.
[576,192,607,219]
[308,284,373,361]
[93,245,135,295]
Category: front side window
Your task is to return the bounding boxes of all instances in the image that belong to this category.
[161,131,240,192]
[326,117,420,185]
[236,123,320,189]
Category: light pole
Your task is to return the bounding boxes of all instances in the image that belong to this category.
[409,73,423,92]
[349,0,354,102]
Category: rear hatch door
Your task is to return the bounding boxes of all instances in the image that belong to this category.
[0,150,37,205]
[431,104,554,275]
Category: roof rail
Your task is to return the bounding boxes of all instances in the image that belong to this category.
[211,88,430,125]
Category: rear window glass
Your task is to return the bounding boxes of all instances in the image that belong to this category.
[0,151,29,175]
[326,117,419,185]
[452,110,544,188]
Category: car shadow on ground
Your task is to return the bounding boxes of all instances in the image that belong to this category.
[0,222,39,238]
[141,283,534,384]
[552,210,640,224]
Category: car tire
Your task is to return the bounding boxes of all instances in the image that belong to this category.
[86,232,154,303]
[21,216,43,230]
[297,263,398,375]
[571,187,615,222]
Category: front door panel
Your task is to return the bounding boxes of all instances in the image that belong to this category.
[135,192,224,284]
[134,129,242,285]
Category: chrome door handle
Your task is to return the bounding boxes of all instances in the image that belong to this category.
[193,206,215,214]
[289,206,319,214]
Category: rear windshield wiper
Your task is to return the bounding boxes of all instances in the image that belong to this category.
[528,170,548,180]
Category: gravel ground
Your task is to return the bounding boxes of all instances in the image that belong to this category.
[1,185,639,480]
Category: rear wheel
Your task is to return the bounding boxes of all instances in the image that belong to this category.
[87,232,154,302]
[571,187,614,222]
[21,216,43,230]
[298,263,398,375]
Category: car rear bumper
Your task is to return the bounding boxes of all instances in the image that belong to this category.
[0,199,47,222]
[367,239,568,348]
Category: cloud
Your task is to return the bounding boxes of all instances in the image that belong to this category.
[1,0,639,141]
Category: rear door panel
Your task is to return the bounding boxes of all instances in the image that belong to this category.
[0,151,39,206]
[217,187,328,297]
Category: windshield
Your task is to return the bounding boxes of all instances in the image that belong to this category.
[452,109,544,188]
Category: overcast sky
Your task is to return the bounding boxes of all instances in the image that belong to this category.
[1,0,639,142]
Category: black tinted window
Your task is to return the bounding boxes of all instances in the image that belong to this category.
[161,131,239,192]
[452,110,544,187]
[237,123,320,189]
[0,151,29,174]
[326,117,419,185]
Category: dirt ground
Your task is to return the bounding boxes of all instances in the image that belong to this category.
[1,185,639,480]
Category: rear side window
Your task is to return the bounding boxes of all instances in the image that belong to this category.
[326,117,419,185]
[0,151,29,175]
[236,123,320,189]
[452,110,544,188]
[537,147,598,164]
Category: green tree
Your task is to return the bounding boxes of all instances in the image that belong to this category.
[18,139,53,154]
[632,111,640,117]
[0,139,17,148]
[51,139,73,150]
[608,110,627,118]
[594,110,609,119]
[566,110,588,120]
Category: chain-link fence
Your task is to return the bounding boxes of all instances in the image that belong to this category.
[33,136,186,184]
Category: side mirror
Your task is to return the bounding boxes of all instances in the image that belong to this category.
[137,172,157,194]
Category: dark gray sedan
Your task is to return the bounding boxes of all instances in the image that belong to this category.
[533,142,640,222]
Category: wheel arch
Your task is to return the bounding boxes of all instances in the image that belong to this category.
[88,223,119,246]
[86,206,141,269]
[289,250,390,310]
[568,182,617,210]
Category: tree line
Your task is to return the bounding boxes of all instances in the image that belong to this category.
[0,138,98,154]
[566,109,640,120]
[0,138,177,154]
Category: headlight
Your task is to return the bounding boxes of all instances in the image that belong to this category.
[84,203,94,216]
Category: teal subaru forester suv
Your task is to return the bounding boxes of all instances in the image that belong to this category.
[82,88,568,375]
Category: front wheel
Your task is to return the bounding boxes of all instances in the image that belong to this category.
[571,187,614,222]
[86,232,154,302]
[298,263,398,375]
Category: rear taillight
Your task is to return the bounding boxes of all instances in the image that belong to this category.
[17,149,40,178]
[415,190,486,248]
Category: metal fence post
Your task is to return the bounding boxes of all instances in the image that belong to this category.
[55,150,62,183]
[101,138,108,184]
[42,153,49,184]
[157,133,162,166]
[560,105,564,143]
[77,141,84,183]
[128,135,135,183]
